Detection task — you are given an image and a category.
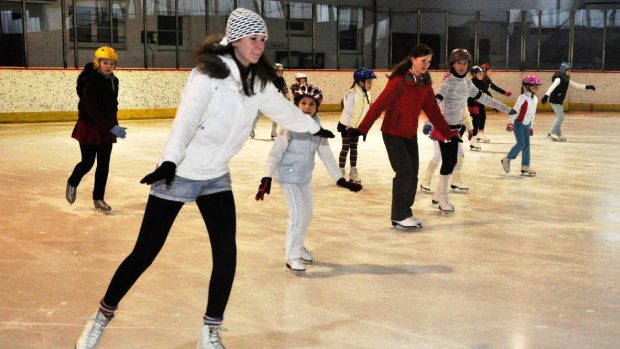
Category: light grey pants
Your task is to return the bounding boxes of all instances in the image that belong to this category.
[281,182,313,261]
[549,103,565,136]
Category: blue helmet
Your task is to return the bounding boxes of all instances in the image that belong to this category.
[560,62,571,74]
[353,67,377,81]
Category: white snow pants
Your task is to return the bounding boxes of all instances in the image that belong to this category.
[281,182,313,261]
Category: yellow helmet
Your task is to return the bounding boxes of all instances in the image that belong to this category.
[93,46,118,68]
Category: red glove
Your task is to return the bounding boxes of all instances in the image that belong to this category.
[506,124,514,132]
[467,105,480,116]
[467,130,473,140]
[530,128,534,136]
[505,91,512,97]
[255,177,272,201]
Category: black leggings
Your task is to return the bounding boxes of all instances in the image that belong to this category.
[103,191,237,319]
[338,131,359,168]
[472,105,487,135]
[68,143,113,200]
[438,138,459,175]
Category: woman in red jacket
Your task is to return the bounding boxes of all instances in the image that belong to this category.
[350,44,457,230]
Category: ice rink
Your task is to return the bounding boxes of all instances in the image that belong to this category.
[1,111,619,348]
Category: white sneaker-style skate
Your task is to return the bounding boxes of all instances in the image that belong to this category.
[391,216,422,230]
[198,325,226,349]
[286,258,306,275]
[500,157,511,173]
[520,166,536,177]
[349,167,361,184]
[75,310,112,349]
[300,246,313,264]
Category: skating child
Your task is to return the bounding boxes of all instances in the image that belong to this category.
[501,75,542,176]
[255,84,362,275]
[290,72,307,94]
[432,49,516,212]
[469,62,513,143]
[75,8,335,349]
[250,62,288,139]
[541,62,596,142]
[348,44,455,230]
[337,67,377,184]
[66,46,126,212]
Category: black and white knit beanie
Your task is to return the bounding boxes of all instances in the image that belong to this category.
[222,8,269,45]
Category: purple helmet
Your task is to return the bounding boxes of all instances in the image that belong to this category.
[353,67,377,81]
[522,75,542,86]
[448,48,471,64]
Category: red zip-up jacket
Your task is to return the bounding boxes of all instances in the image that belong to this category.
[357,71,452,140]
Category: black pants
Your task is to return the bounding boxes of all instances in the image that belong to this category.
[472,105,487,135]
[382,133,419,221]
[438,138,459,175]
[68,143,113,200]
[103,192,237,319]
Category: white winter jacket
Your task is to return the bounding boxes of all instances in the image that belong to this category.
[160,54,321,180]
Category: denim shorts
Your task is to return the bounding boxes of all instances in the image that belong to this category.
[150,173,232,202]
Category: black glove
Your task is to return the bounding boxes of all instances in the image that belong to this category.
[337,178,363,192]
[140,161,176,185]
[347,127,367,141]
[586,85,596,91]
[337,122,347,133]
[541,95,549,105]
[255,177,272,201]
[313,127,335,138]
[450,136,463,143]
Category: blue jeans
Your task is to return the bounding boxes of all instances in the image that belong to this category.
[150,173,232,202]
[549,103,564,136]
[507,121,531,166]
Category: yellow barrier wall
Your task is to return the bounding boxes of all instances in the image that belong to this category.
[0,68,618,123]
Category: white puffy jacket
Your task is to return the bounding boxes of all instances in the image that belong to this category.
[160,54,321,180]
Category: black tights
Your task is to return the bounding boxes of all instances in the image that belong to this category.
[103,191,237,319]
[439,138,459,175]
[68,143,113,200]
[472,105,487,135]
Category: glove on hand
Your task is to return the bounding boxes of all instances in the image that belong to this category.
[110,125,127,138]
[140,161,176,185]
[467,130,474,140]
[541,95,549,105]
[337,178,362,192]
[314,127,335,138]
[336,122,347,133]
[505,91,512,97]
[586,85,596,91]
[530,128,534,136]
[449,130,463,143]
[506,124,514,132]
[508,109,517,116]
[467,105,480,116]
[422,123,432,135]
[347,128,367,141]
[255,177,272,201]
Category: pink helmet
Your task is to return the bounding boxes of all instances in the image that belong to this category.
[522,75,542,86]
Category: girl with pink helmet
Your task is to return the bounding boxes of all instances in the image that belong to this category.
[501,75,542,176]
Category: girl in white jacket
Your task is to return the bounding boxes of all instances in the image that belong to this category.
[501,75,542,176]
[75,9,335,349]
[255,84,362,275]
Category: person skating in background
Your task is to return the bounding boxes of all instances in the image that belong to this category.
[337,67,377,184]
[74,8,335,349]
[256,84,362,275]
[541,62,596,142]
[250,62,288,139]
[348,44,456,230]
[470,62,513,143]
[501,75,542,176]
[466,65,484,151]
[66,46,126,212]
[290,72,307,94]
[432,49,516,213]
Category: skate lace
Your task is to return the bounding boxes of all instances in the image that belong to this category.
[85,315,110,346]
[208,326,227,347]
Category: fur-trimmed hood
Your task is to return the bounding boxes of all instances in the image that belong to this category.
[195,38,235,79]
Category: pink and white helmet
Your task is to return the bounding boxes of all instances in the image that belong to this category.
[522,75,542,86]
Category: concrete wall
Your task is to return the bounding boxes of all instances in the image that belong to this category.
[0,68,618,123]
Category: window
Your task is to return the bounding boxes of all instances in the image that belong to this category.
[157,15,183,46]
[69,6,125,44]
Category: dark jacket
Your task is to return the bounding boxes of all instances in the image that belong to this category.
[467,78,507,108]
[549,72,570,104]
[71,63,119,145]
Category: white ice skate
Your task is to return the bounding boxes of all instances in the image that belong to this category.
[249,130,255,139]
[198,325,227,349]
[391,216,422,230]
[477,131,490,143]
[300,246,313,264]
[435,175,455,213]
[500,156,511,174]
[420,183,432,193]
[558,135,567,142]
[420,160,438,193]
[349,167,361,184]
[547,133,560,141]
[450,157,469,193]
[469,137,482,151]
[286,258,306,276]
[75,310,112,349]
[339,167,346,181]
[520,166,536,177]
[450,182,469,193]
